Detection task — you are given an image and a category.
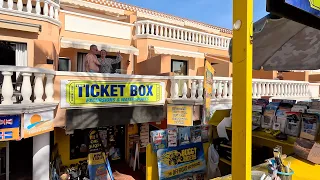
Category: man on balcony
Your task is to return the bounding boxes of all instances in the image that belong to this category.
[85,45,100,73]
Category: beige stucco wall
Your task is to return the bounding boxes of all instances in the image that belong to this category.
[0,14,60,67]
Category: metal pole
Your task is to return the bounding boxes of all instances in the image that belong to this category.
[232,0,253,179]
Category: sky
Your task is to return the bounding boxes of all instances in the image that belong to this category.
[119,0,268,29]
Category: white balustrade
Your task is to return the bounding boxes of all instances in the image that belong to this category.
[0,66,55,105]
[135,20,231,50]
[169,76,314,102]
[1,0,60,23]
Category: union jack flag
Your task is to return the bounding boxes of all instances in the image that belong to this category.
[0,131,12,140]
[0,119,13,125]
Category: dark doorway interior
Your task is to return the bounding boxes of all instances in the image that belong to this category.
[0,41,16,84]
[9,138,33,180]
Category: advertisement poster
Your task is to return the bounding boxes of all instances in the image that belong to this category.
[204,60,215,124]
[88,129,109,180]
[60,80,166,108]
[0,115,20,141]
[167,105,193,126]
[285,0,320,17]
[23,111,54,138]
[157,142,206,180]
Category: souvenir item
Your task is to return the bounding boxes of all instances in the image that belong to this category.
[179,127,191,145]
[285,112,302,137]
[167,128,178,147]
[191,126,202,143]
[150,130,167,152]
[301,113,320,140]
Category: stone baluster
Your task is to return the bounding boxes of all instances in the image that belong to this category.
[206,35,209,45]
[54,5,59,20]
[172,29,176,39]
[217,81,222,99]
[288,83,292,96]
[304,84,308,96]
[45,74,54,102]
[0,0,3,8]
[228,80,233,98]
[281,83,285,96]
[146,23,150,34]
[8,0,13,10]
[159,26,163,36]
[26,0,32,12]
[164,27,167,37]
[208,36,212,45]
[36,0,41,15]
[182,80,188,99]
[150,24,154,35]
[184,31,187,41]
[256,82,262,98]
[34,73,44,103]
[136,24,141,35]
[195,33,198,43]
[168,28,172,38]
[17,0,23,11]
[296,84,301,96]
[1,72,13,105]
[49,4,54,19]
[21,72,33,104]
[252,82,257,98]
[222,81,228,98]
[268,83,273,96]
[141,24,145,34]
[277,83,281,96]
[192,33,195,42]
[190,80,197,100]
[293,84,297,96]
[197,79,203,100]
[265,83,270,96]
[212,80,217,99]
[284,83,288,97]
[188,32,191,41]
[44,1,49,16]
[261,82,266,96]
[155,25,159,36]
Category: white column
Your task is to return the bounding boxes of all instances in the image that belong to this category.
[45,74,54,102]
[21,72,32,104]
[54,6,59,20]
[182,80,188,99]
[33,133,50,180]
[7,0,13,10]
[1,72,13,105]
[17,0,23,11]
[34,73,44,103]
[173,80,179,99]
[168,28,172,38]
[228,80,233,99]
[27,0,32,13]
[150,24,154,35]
[190,80,197,100]
[44,1,49,16]
[155,25,159,36]
[36,0,41,15]
[197,79,203,100]
[49,4,54,18]
[265,83,270,96]
[0,0,3,8]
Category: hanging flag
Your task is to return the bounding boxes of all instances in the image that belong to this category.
[0,115,20,141]
[204,60,215,124]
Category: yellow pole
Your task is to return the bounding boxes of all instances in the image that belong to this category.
[232,0,253,179]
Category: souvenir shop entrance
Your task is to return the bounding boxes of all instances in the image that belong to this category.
[53,106,165,180]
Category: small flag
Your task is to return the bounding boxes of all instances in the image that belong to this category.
[0,119,13,125]
[0,131,13,139]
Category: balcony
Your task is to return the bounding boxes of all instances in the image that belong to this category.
[0,65,57,114]
[168,76,319,104]
[0,0,60,25]
[135,20,231,50]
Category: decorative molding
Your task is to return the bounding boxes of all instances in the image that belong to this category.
[0,103,58,115]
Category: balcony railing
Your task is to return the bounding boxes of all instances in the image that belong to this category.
[169,76,315,102]
[0,65,56,105]
[135,20,231,50]
[0,0,60,24]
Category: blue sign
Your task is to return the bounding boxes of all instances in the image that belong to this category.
[157,142,206,180]
[0,115,20,141]
[0,115,20,129]
[285,0,320,17]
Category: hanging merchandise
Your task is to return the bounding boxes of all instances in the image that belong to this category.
[87,129,109,180]
[191,125,202,143]
[140,123,150,148]
[207,144,221,179]
[179,127,191,146]
[151,130,167,152]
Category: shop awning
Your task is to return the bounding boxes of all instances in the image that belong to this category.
[61,38,139,55]
[205,53,230,62]
[253,14,320,71]
[151,46,205,59]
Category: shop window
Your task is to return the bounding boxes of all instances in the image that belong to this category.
[171,59,188,75]
[58,57,71,71]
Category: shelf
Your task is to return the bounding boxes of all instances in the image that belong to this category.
[219,157,231,165]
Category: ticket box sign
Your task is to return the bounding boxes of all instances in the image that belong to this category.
[167,105,193,126]
[60,80,166,108]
